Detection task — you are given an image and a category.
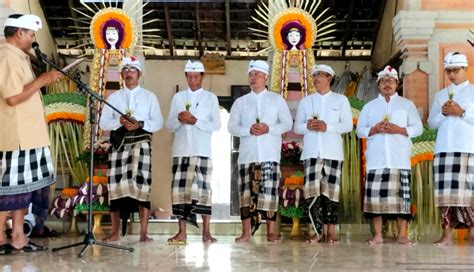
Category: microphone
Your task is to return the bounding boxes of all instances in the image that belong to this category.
[31,42,44,63]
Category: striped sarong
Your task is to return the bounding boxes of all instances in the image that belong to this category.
[363,168,411,215]
[171,156,212,227]
[433,152,474,207]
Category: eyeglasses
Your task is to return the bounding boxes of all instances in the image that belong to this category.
[122,67,139,73]
[379,78,397,84]
[313,72,331,78]
[445,67,462,74]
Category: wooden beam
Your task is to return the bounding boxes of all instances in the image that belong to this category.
[341,0,356,57]
[225,0,232,55]
[164,3,174,56]
[370,0,387,57]
[195,3,204,57]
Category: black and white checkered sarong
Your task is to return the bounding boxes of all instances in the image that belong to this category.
[304,158,342,202]
[171,156,213,217]
[108,141,152,202]
[364,168,411,214]
[0,147,54,195]
[239,162,280,212]
[434,152,474,207]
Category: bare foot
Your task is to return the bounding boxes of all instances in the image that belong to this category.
[396,236,414,245]
[366,236,383,245]
[469,234,474,246]
[433,236,452,247]
[140,234,153,242]
[267,234,282,243]
[235,234,251,243]
[202,234,217,243]
[167,233,186,245]
[10,235,28,250]
[326,236,340,244]
[103,233,120,242]
[305,234,324,244]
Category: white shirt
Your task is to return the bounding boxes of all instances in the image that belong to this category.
[99,85,163,133]
[166,88,221,158]
[428,81,474,154]
[356,93,423,170]
[228,89,293,164]
[294,91,353,161]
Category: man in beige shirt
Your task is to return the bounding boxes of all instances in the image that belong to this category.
[0,14,62,254]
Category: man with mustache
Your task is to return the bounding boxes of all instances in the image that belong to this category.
[356,66,422,245]
[99,56,163,242]
[294,64,353,244]
[0,14,62,255]
[428,52,474,246]
[228,60,292,243]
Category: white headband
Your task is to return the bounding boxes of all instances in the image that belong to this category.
[311,64,335,77]
[444,52,468,69]
[377,65,398,82]
[121,56,141,71]
[184,60,205,72]
[248,60,269,75]
[4,14,42,32]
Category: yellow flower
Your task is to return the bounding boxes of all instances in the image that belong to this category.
[383,114,390,122]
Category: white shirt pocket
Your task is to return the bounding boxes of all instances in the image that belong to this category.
[391,109,408,127]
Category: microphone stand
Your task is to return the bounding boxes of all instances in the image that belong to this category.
[39,55,134,257]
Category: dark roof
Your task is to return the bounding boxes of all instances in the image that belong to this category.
[39,0,385,60]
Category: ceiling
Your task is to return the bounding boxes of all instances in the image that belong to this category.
[39,0,386,60]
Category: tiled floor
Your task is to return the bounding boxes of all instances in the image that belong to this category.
[1,233,473,271]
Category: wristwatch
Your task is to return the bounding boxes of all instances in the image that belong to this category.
[461,111,466,118]
[139,121,144,128]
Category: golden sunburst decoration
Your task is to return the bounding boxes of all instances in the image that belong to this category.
[251,0,336,47]
[250,0,336,99]
[68,0,161,53]
[90,8,136,49]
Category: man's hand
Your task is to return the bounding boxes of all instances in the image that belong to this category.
[382,122,407,136]
[442,101,465,117]
[120,115,140,131]
[250,122,269,136]
[368,121,385,136]
[307,119,327,132]
[178,111,197,125]
[369,121,407,136]
[39,70,63,85]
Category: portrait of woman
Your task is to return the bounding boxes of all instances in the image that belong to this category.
[101,20,124,49]
[281,21,307,51]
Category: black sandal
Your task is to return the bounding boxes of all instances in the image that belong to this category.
[0,244,19,255]
[21,241,48,252]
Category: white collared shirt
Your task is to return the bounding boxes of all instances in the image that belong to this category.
[228,89,293,164]
[356,93,423,170]
[294,91,353,161]
[99,85,163,133]
[166,88,221,158]
[428,81,474,154]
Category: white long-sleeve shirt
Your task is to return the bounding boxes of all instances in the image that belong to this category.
[99,85,163,133]
[228,89,293,164]
[166,88,221,158]
[356,93,423,170]
[294,91,353,161]
[428,81,474,154]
